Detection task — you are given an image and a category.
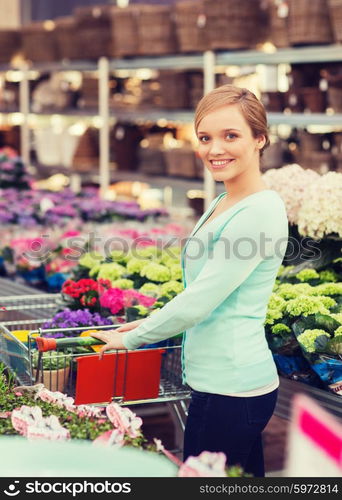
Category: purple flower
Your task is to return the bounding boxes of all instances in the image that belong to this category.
[41,308,112,339]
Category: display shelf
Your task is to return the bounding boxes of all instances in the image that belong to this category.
[0,60,98,73]
[111,109,194,123]
[3,109,342,127]
[268,112,342,127]
[1,45,342,204]
[1,44,341,74]
[216,44,342,67]
[109,54,204,71]
[275,377,342,424]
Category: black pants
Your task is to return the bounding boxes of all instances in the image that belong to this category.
[183,388,278,477]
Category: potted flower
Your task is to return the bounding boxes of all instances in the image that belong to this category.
[31,350,71,393]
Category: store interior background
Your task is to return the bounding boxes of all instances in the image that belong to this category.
[0,0,341,475]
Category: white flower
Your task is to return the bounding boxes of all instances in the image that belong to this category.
[262,164,319,224]
[297,172,342,239]
[178,451,227,477]
[93,429,125,448]
[106,403,142,438]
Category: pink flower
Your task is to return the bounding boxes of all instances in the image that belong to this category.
[11,406,43,436]
[0,411,12,419]
[153,439,227,477]
[61,230,81,239]
[27,415,70,442]
[75,405,104,419]
[178,452,227,477]
[136,238,158,247]
[15,391,23,396]
[123,289,156,308]
[106,403,142,438]
[99,288,124,314]
[35,388,75,411]
[93,429,125,448]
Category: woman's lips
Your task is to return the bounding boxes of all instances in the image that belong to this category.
[210,159,234,170]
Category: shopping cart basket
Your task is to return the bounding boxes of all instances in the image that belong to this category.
[0,294,191,447]
[31,325,190,407]
[0,293,60,385]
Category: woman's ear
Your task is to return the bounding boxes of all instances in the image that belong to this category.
[256,135,266,150]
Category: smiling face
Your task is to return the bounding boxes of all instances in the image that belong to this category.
[196,104,266,184]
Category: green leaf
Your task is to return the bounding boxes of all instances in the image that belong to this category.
[313,313,340,333]
[314,335,330,352]
[326,337,342,355]
[292,316,317,338]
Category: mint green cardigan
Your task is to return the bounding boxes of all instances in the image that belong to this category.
[123,190,289,394]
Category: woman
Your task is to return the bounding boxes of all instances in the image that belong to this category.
[91,85,289,477]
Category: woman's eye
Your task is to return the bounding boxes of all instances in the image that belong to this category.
[198,136,210,143]
[225,133,237,140]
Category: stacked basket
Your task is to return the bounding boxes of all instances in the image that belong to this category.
[288,0,334,46]
[137,4,178,56]
[21,22,58,63]
[54,17,81,61]
[74,5,112,59]
[203,0,266,50]
[108,6,140,58]
[0,30,21,64]
[174,0,207,53]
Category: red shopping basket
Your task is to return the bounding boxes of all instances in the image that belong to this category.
[74,348,165,405]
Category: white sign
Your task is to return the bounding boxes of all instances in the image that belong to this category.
[285,394,342,477]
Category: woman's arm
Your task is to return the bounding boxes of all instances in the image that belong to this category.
[121,202,286,350]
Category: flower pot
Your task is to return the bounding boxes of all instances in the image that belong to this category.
[33,366,70,393]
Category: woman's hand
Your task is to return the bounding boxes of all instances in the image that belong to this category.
[90,329,127,359]
[116,318,147,333]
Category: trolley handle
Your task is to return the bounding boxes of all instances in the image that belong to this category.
[35,335,111,352]
[33,324,121,352]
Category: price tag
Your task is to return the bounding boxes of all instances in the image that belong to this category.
[285,394,342,476]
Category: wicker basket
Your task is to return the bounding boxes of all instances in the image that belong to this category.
[138,146,167,175]
[74,5,112,59]
[137,5,177,56]
[327,86,342,112]
[301,87,327,112]
[72,127,99,172]
[54,16,81,60]
[0,30,21,64]
[109,6,140,58]
[164,147,198,178]
[328,0,342,42]
[268,0,290,48]
[158,71,191,109]
[79,77,99,109]
[298,131,325,153]
[110,123,143,171]
[174,0,207,53]
[22,22,59,63]
[203,0,264,50]
[288,0,334,46]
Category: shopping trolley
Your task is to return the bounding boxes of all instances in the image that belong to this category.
[0,293,190,450]
[0,293,60,386]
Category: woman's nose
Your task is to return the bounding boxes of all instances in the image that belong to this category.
[208,139,226,155]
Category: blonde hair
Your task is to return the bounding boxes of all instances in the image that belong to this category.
[195,84,270,155]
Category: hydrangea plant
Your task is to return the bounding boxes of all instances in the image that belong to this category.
[297,329,331,353]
